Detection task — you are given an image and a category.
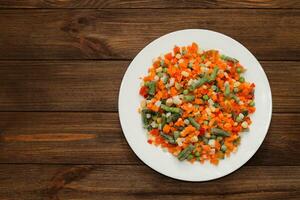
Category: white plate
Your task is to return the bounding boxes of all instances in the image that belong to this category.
[118,29,272,181]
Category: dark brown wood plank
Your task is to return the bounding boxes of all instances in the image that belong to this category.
[0,0,299,8]
[0,9,299,60]
[0,61,127,112]
[0,164,299,200]
[0,61,298,112]
[0,112,299,165]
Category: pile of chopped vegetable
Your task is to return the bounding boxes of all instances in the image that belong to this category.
[139,43,255,165]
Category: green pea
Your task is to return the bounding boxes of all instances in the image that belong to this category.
[236,67,242,73]
[211,85,217,91]
[162,67,168,73]
[249,100,255,107]
[194,151,200,157]
[239,77,245,83]
[210,135,216,139]
[187,154,194,160]
[183,89,189,95]
[203,95,209,101]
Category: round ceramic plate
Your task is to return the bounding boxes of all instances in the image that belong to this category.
[118,29,272,181]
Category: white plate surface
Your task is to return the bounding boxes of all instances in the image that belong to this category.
[118,29,272,181]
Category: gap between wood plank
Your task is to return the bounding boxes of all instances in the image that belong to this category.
[0,8,299,10]
[0,59,299,61]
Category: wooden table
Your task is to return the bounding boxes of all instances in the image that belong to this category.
[0,1,299,199]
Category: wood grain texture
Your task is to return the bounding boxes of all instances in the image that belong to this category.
[0,164,299,200]
[0,0,299,8]
[0,9,299,60]
[0,112,299,165]
[0,61,127,111]
[0,61,299,112]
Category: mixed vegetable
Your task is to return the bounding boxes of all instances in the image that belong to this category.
[139,43,255,165]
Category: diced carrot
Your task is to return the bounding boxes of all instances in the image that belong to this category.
[164,52,173,60]
[173,46,180,54]
[163,124,171,134]
[170,87,178,96]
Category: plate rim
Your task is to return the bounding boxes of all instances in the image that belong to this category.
[118,29,272,182]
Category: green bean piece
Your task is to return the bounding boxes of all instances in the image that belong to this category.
[220,54,239,63]
[221,144,227,152]
[231,94,240,103]
[160,114,167,130]
[201,55,206,61]
[216,136,223,141]
[162,75,169,84]
[209,66,219,81]
[177,144,195,161]
[145,81,156,95]
[160,132,176,144]
[236,67,242,73]
[233,137,241,146]
[239,77,245,83]
[160,104,182,114]
[202,95,209,101]
[189,77,208,90]
[242,110,249,116]
[141,109,150,126]
[167,113,181,123]
[224,82,230,97]
[210,135,216,139]
[233,87,239,93]
[235,115,243,123]
[249,100,255,107]
[211,128,231,137]
[213,102,220,108]
[173,131,181,140]
[157,72,164,78]
[175,82,182,90]
[147,125,153,131]
[188,117,201,130]
[194,151,200,157]
[184,95,195,102]
[211,85,217,91]
[183,89,189,95]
